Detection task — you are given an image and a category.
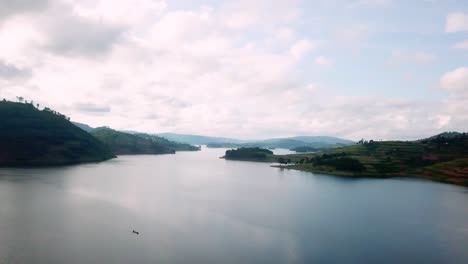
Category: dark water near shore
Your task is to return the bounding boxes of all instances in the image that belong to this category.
[1,147,468,264]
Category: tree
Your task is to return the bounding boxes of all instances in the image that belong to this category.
[16,96,24,103]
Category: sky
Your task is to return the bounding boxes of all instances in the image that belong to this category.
[0,0,467,140]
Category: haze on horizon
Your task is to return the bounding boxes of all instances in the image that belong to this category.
[0,0,467,141]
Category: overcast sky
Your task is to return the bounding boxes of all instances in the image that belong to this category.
[0,0,467,140]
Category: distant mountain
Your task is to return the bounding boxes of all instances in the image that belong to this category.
[157,133,354,150]
[0,101,115,166]
[288,136,355,145]
[243,137,353,149]
[73,122,94,132]
[157,133,247,145]
[419,132,464,141]
[91,127,177,155]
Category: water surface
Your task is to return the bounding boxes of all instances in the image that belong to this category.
[1,147,468,264]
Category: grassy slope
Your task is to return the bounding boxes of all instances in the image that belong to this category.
[0,101,115,166]
[283,139,468,186]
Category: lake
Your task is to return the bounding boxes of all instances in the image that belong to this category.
[1,147,468,264]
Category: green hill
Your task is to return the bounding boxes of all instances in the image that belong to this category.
[287,135,468,186]
[0,101,115,166]
[91,127,197,155]
[225,133,468,186]
[91,127,175,155]
[159,133,353,150]
[73,122,200,154]
[73,121,94,132]
[133,133,200,152]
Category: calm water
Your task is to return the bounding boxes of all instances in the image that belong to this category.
[1,147,468,264]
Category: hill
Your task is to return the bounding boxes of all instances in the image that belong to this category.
[158,133,354,150]
[133,133,200,152]
[224,133,468,186]
[157,133,246,145]
[91,127,177,155]
[0,101,115,166]
[73,122,94,132]
[242,137,353,149]
[289,136,355,145]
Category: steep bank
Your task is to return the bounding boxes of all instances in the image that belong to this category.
[0,101,115,166]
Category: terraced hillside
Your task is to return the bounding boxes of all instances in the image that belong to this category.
[225,133,468,186]
[281,134,468,186]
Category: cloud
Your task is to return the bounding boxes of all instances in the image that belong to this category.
[388,51,435,65]
[221,0,301,30]
[453,39,468,49]
[435,115,451,129]
[0,0,466,140]
[0,60,31,79]
[445,12,468,33]
[314,56,333,66]
[0,0,49,19]
[350,0,392,8]
[289,39,318,60]
[43,18,123,56]
[38,2,125,57]
[334,24,369,49]
[275,27,296,44]
[440,67,468,92]
[75,103,111,113]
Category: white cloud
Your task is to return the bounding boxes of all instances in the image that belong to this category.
[1,0,467,140]
[314,56,333,66]
[453,39,468,49]
[275,27,296,44]
[388,51,435,65]
[221,0,301,30]
[435,115,451,129]
[334,24,369,50]
[289,39,317,60]
[350,0,392,8]
[445,12,468,33]
[440,67,468,91]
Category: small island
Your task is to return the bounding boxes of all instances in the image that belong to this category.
[222,147,274,161]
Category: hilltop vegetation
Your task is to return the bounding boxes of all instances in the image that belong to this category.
[90,128,200,155]
[0,101,115,166]
[91,127,176,155]
[133,133,200,152]
[225,133,468,186]
[74,123,200,154]
[223,148,274,161]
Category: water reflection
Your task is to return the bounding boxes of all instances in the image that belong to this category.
[0,148,468,263]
